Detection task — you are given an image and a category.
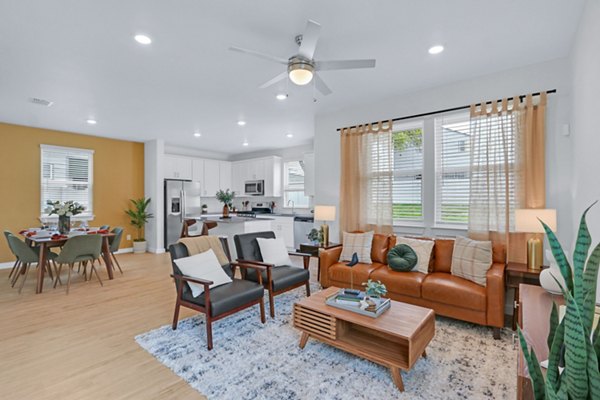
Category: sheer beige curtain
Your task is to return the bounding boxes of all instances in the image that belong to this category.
[467,92,547,262]
[340,120,394,236]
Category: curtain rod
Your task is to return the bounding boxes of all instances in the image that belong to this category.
[336,89,557,132]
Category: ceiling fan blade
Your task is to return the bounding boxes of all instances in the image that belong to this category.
[229,46,288,64]
[315,59,376,71]
[314,74,332,96]
[259,71,288,89]
[298,20,321,59]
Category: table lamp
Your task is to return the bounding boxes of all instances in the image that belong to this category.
[515,209,557,270]
[314,205,336,246]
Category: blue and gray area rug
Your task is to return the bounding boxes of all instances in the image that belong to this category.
[135,287,516,400]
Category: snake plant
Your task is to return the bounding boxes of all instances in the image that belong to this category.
[519,202,600,400]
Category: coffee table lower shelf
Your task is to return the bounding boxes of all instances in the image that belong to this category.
[293,288,435,392]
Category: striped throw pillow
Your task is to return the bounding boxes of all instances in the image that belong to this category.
[339,231,374,264]
[450,236,493,286]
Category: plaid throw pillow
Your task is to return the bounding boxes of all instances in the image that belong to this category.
[450,236,493,286]
[339,231,374,264]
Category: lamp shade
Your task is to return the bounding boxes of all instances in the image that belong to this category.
[515,209,557,233]
[314,205,336,222]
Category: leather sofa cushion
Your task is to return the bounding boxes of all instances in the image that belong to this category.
[246,265,309,292]
[371,233,393,264]
[370,267,426,298]
[421,272,486,311]
[432,239,454,273]
[492,243,506,264]
[182,279,264,317]
[328,262,384,286]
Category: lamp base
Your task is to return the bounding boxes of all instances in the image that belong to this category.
[527,237,543,270]
[321,223,329,247]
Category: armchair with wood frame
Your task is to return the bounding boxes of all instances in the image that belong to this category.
[233,231,312,318]
[168,236,266,350]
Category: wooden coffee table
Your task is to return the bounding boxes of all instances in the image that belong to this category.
[293,286,435,391]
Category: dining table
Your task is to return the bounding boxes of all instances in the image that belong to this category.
[22,231,116,294]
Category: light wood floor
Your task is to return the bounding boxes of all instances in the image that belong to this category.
[0,253,316,399]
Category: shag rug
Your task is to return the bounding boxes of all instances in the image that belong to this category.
[135,287,516,400]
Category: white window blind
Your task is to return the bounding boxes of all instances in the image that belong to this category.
[434,113,471,225]
[392,123,423,223]
[283,160,309,208]
[40,145,94,216]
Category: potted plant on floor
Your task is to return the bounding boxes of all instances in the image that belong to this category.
[215,189,235,219]
[125,197,153,254]
[519,203,600,399]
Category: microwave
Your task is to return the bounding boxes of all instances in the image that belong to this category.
[244,180,264,196]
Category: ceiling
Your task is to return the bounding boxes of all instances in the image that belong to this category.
[0,0,584,155]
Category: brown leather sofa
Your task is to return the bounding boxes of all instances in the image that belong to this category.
[320,234,506,338]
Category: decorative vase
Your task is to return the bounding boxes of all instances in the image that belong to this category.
[58,215,71,234]
[222,204,230,218]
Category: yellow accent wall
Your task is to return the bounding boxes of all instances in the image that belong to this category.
[0,122,144,263]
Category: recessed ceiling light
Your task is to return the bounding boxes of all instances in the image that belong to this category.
[86,119,97,125]
[276,93,288,100]
[237,120,246,126]
[286,133,293,138]
[242,141,249,147]
[134,34,152,45]
[193,132,202,137]
[428,45,444,55]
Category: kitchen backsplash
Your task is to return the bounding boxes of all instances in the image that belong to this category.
[200,196,312,214]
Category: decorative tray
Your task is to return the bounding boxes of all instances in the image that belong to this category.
[325,289,390,318]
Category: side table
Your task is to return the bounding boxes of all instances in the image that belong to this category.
[505,262,546,330]
[298,242,342,282]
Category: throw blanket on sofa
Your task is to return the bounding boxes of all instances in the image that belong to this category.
[178,236,229,266]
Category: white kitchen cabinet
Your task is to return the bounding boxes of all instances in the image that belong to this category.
[303,152,315,197]
[219,161,232,191]
[191,158,204,183]
[164,155,192,180]
[203,159,220,196]
[232,156,282,197]
[270,216,295,249]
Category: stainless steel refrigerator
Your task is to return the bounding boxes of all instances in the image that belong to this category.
[164,179,202,250]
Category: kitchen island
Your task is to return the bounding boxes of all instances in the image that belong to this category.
[195,216,273,260]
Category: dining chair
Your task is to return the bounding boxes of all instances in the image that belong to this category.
[169,237,266,350]
[234,231,311,318]
[180,219,218,238]
[6,231,60,288]
[4,231,20,280]
[108,227,124,274]
[7,234,48,293]
[53,235,103,294]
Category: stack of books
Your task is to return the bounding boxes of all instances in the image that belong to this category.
[325,288,391,318]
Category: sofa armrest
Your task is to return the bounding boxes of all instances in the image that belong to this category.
[319,246,343,287]
[486,262,506,328]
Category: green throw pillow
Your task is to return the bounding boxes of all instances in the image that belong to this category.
[387,244,418,272]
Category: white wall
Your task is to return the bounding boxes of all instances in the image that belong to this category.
[144,139,165,253]
[314,58,574,244]
[570,0,600,240]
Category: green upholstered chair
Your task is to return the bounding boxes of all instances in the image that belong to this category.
[54,235,103,294]
[108,227,124,274]
[7,234,42,293]
[5,231,59,290]
[4,230,20,281]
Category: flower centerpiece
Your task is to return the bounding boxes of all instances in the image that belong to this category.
[45,200,86,234]
[215,189,235,218]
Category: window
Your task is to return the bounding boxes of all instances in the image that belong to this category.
[283,160,309,208]
[41,145,94,217]
[434,114,471,226]
[392,123,424,223]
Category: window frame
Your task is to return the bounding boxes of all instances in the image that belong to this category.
[282,159,310,209]
[40,144,95,221]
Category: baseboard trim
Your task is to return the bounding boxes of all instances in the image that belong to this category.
[0,261,16,270]
[115,247,133,254]
[148,247,166,254]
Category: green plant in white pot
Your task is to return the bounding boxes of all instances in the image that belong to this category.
[125,197,153,254]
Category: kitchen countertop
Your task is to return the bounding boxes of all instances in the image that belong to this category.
[195,216,274,224]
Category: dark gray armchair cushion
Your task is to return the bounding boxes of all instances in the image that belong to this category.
[245,266,309,292]
[182,279,264,317]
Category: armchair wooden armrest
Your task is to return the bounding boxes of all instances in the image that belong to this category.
[230,261,266,285]
[236,259,274,269]
[170,273,214,286]
[288,251,313,258]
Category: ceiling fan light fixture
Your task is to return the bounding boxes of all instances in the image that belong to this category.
[288,58,314,86]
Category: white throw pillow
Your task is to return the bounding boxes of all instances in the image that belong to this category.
[256,238,292,267]
[450,236,493,287]
[396,237,434,274]
[174,249,233,297]
[339,231,374,264]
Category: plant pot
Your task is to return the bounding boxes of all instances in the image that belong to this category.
[222,204,230,218]
[58,215,71,234]
[133,241,147,254]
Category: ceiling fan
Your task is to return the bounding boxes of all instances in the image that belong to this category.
[229,19,376,96]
